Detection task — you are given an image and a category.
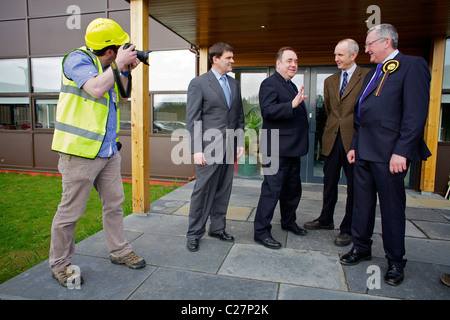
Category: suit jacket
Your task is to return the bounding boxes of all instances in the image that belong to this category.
[322,65,369,155]
[259,71,309,157]
[186,69,245,162]
[351,52,431,163]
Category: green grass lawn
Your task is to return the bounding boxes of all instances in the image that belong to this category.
[0,172,180,285]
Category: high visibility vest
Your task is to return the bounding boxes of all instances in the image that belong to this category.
[51,46,120,159]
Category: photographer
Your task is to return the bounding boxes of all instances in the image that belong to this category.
[49,18,146,288]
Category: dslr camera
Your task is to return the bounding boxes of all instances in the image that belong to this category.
[123,43,151,65]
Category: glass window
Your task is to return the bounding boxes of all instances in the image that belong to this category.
[119,100,131,130]
[440,94,450,142]
[0,97,30,130]
[443,38,450,90]
[153,94,187,134]
[313,72,333,178]
[148,50,196,91]
[240,72,267,115]
[35,99,57,129]
[31,57,63,92]
[0,59,28,93]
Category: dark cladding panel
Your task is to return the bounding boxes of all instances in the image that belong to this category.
[29,13,105,56]
[108,0,130,10]
[0,0,26,20]
[0,20,28,58]
[27,0,106,17]
[0,132,33,167]
[33,133,59,170]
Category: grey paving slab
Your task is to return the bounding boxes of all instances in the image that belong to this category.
[129,233,232,274]
[286,228,352,254]
[149,199,188,214]
[343,257,450,300]
[371,218,427,238]
[411,220,450,240]
[219,243,348,291]
[279,283,393,300]
[0,255,155,300]
[159,187,193,202]
[406,207,449,223]
[75,230,143,258]
[435,209,450,220]
[129,267,279,300]
[405,237,450,266]
[124,212,188,237]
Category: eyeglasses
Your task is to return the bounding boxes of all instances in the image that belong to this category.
[365,38,386,49]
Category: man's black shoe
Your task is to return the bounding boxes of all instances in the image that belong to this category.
[187,238,199,252]
[384,265,404,286]
[303,219,334,230]
[208,231,234,242]
[282,224,308,236]
[255,237,282,249]
[340,248,372,265]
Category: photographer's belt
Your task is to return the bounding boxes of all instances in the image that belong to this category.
[110,61,132,98]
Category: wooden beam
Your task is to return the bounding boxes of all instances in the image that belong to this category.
[198,47,209,75]
[130,0,150,215]
[421,37,445,192]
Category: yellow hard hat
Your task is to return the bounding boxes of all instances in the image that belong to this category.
[85,18,130,50]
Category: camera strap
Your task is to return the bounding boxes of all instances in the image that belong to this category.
[110,61,132,98]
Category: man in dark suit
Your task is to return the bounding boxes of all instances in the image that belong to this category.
[304,39,368,246]
[254,47,309,249]
[340,24,431,286]
[185,43,245,252]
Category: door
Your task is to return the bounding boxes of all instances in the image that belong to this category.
[285,66,345,184]
[242,66,345,183]
[304,67,339,183]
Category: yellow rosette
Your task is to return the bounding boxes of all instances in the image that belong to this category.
[375,59,400,96]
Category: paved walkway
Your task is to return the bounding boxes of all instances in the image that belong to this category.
[0,178,449,301]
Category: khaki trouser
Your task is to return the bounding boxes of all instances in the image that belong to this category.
[49,153,132,272]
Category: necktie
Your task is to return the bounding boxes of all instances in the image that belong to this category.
[358,64,382,117]
[340,71,348,98]
[288,80,298,94]
[220,75,231,107]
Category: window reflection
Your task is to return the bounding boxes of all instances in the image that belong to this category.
[440,95,450,142]
[119,100,131,130]
[240,72,266,115]
[313,73,332,178]
[148,50,195,91]
[443,38,450,90]
[31,57,63,92]
[153,94,187,134]
[0,59,28,93]
[35,99,57,129]
[0,97,30,130]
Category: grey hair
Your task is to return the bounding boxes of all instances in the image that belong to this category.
[367,24,398,49]
[338,39,359,55]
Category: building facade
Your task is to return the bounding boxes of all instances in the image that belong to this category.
[0,0,449,195]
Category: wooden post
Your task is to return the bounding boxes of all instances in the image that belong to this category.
[130,0,150,215]
[198,47,209,75]
[421,37,445,192]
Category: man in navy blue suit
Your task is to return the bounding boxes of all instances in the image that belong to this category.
[340,24,431,286]
[254,47,309,249]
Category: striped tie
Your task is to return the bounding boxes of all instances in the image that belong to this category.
[340,71,348,98]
